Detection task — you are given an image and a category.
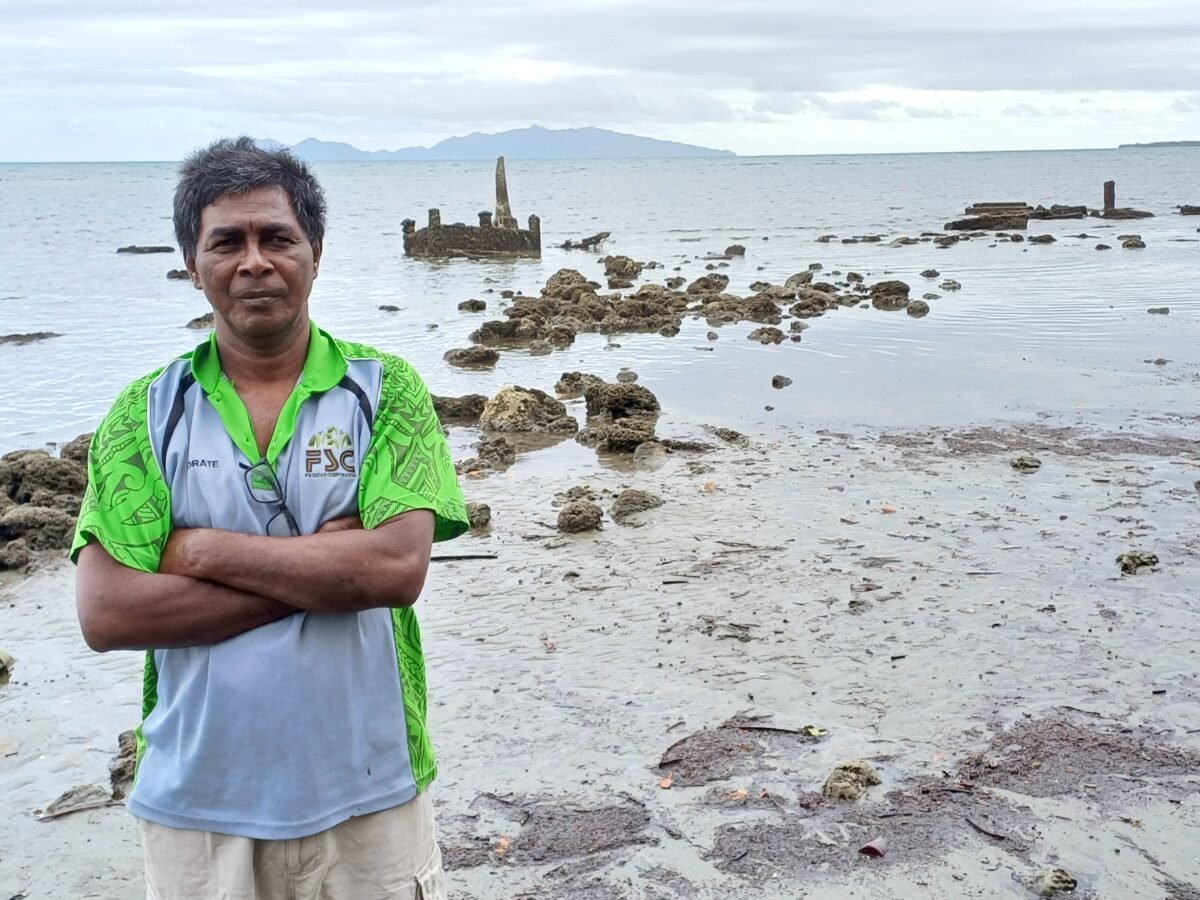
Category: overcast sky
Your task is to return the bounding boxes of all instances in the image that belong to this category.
[3,0,1199,161]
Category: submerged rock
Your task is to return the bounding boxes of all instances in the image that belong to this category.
[0,505,76,551]
[906,300,930,318]
[617,370,639,384]
[116,245,174,254]
[724,244,746,257]
[186,312,214,329]
[920,269,940,278]
[584,382,661,419]
[771,375,793,389]
[458,298,487,312]
[1028,234,1056,244]
[603,255,644,280]
[0,332,61,345]
[555,372,606,396]
[748,327,785,345]
[0,452,87,503]
[444,346,500,368]
[870,280,911,311]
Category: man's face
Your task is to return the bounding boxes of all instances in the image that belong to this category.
[187,185,320,346]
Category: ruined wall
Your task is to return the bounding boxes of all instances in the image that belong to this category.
[403,211,541,259]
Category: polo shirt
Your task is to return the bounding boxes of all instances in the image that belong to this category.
[70,322,469,839]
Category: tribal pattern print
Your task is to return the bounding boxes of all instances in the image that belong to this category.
[72,370,171,572]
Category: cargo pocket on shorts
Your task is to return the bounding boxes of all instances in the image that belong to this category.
[414,847,447,900]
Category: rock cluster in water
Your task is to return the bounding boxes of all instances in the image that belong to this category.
[0,437,91,570]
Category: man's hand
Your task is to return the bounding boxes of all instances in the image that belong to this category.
[318,514,363,534]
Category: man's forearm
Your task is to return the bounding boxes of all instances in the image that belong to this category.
[165,512,434,613]
[76,543,298,652]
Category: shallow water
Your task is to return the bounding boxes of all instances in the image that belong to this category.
[1,148,1198,452]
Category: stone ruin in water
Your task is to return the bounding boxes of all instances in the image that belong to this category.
[402,157,541,260]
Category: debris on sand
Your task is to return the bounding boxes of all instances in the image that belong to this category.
[466,501,492,531]
[658,717,826,787]
[36,783,118,820]
[1011,455,1042,472]
[1116,550,1159,575]
[822,759,882,801]
[858,837,888,858]
[109,730,136,800]
[1024,868,1078,897]
[557,501,603,534]
[480,387,579,434]
[610,490,663,524]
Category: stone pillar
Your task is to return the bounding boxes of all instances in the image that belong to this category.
[401,218,415,235]
[527,214,540,234]
[478,211,493,227]
[428,208,441,228]
[495,157,517,229]
[1104,181,1115,211]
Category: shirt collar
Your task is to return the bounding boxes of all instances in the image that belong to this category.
[190,320,347,395]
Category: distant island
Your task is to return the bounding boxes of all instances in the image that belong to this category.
[272,126,735,161]
[1118,141,1200,149]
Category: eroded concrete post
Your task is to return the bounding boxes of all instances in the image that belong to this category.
[495,157,517,230]
[478,211,493,227]
[528,214,540,234]
[1104,181,1115,212]
[401,218,416,236]
[428,209,441,228]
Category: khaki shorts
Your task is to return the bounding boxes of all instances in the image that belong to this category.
[139,792,446,900]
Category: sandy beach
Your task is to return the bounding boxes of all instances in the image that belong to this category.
[3,403,1198,898]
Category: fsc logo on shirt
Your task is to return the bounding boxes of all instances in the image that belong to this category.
[305,426,356,477]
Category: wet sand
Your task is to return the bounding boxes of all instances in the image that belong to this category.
[2,410,1198,898]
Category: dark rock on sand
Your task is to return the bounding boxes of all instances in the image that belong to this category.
[457,299,487,312]
[480,387,578,434]
[61,434,93,467]
[557,500,603,533]
[116,245,174,254]
[433,394,487,424]
[0,505,76,551]
[0,452,87,504]
[585,383,660,419]
[771,375,793,389]
[0,332,60,346]
[466,501,491,531]
[186,312,215,329]
[906,300,930,318]
[457,436,516,474]
[610,490,664,524]
[0,539,32,570]
[945,214,1028,231]
[444,346,500,368]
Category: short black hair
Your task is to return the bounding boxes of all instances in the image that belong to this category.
[173,136,326,260]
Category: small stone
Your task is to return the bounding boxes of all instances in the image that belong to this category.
[706,331,719,341]
[616,370,638,384]
[939,279,962,291]
[1116,550,1158,575]
[1024,868,1078,897]
[771,375,793,389]
[906,300,930,318]
[610,490,664,524]
[557,500,603,534]
[1011,455,1042,472]
[920,269,939,278]
[1095,243,1112,251]
[458,299,487,312]
[822,760,881,801]
[466,501,492,531]
[748,327,785,345]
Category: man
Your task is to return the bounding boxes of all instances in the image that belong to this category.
[73,137,468,900]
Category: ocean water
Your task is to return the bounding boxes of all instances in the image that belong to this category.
[0,149,1197,454]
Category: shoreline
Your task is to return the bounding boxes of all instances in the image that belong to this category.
[3,409,1198,898]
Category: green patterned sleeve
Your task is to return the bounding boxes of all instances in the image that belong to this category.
[357,355,469,543]
[70,372,172,572]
